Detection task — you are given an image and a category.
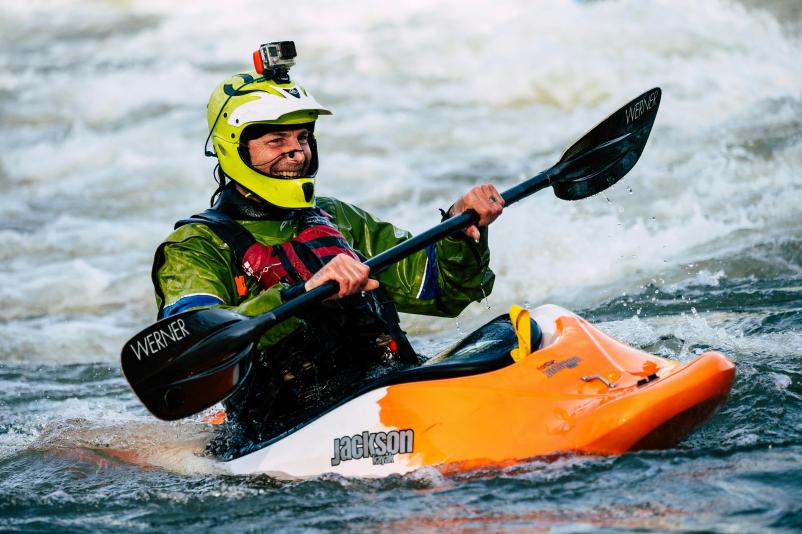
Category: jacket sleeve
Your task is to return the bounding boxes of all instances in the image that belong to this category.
[153,225,303,351]
[317,198,495,317]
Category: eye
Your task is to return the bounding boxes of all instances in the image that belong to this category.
[267,138,283,145]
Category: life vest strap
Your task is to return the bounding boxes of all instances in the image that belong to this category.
[175,209,257,266]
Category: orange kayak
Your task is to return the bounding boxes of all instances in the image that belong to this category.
[218,304,735,478]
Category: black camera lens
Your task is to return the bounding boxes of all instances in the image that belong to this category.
[279,41,297,59]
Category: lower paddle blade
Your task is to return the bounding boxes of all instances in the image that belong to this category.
[553,87,661,200]
[121,307,250,420]
[135,342,254,421]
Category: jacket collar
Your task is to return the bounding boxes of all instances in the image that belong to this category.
[214,183,297,221]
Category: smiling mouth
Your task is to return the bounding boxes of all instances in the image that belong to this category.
[271,170,304,178]
[265,151,310,177]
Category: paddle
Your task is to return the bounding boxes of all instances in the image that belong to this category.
[122,87,661,420]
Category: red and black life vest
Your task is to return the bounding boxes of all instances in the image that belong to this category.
[169,204,416,363]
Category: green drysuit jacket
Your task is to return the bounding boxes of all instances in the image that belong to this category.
[152,196,495,351]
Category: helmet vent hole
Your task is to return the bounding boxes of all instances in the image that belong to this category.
[230,133,235,138]
[223,112,228,118]
[235,119,239,124]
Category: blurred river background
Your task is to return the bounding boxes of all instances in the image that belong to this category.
[1,0,801,531]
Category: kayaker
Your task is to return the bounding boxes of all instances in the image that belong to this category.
[151,67,503,446]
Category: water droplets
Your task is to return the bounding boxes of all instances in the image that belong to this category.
[480,285,492,311]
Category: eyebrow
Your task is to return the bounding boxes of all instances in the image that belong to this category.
[267,130,309,138]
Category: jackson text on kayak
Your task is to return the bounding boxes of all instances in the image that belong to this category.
[331,429,414,466]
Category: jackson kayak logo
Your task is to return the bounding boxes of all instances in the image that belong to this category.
[128,319,190,360]
[331,429,414,466]
[625,90,659,125]
[541,356,582,378]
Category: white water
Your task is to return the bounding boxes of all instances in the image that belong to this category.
[1,0,801,363]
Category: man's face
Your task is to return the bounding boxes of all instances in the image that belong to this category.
[247,127,312,178]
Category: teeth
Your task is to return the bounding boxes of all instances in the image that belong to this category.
[273,171,303,177]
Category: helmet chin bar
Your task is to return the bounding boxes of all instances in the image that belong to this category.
[302,182,314,202]
[229,179,314,209]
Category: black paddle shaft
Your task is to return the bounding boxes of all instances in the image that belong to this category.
[258,167,559,331]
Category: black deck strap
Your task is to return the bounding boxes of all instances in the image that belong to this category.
[175,209,257,266]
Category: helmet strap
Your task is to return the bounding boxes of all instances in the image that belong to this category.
[209,164,228,207]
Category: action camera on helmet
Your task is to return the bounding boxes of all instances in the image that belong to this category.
[253,41,297,83]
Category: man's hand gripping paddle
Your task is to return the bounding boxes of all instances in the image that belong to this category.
[121,88,662,420]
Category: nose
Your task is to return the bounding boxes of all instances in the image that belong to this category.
[284,136,304,158]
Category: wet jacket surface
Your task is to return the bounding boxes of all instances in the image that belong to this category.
[152,190,496,351]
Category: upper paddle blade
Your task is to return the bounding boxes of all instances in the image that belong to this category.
[121,307,251,420]
[552,87,661,200]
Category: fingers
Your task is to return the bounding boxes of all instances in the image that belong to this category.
[329,255,362,298]
[450,183,504,240]
[303,254,379,299]
[472,183,504,226]
[363,278,380,292]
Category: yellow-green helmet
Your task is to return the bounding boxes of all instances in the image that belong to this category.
[206,72,332,208]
